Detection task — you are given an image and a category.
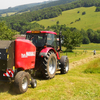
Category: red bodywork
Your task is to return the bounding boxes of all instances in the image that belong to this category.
[26,31,57,35]
[39,47,60,60]
[15,39,36,70]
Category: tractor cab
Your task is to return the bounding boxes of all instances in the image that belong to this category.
[26,31,58,51]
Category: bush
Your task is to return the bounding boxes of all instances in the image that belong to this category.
[82,36,90,44]
[75,18,81,22]
[95,7,100,12]
[70,22,74,24]
[82,11,86,15]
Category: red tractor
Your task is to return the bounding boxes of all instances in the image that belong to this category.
[0,31,69,94]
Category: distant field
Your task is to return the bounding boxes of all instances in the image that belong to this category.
[75,43,100,50]
[60,43,100,63]
[1,10,30,17]
[35,6,100,30]
[1,12,16,17]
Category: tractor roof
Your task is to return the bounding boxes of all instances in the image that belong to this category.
[26,31,57,35]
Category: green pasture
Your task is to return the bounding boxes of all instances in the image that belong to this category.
[1,10,30,17]
[60,43,100,62]
[1,12,16,17]
[75,43,100,50]
[35,6,100,30]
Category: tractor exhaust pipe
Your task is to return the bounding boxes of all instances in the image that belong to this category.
[59,31,62,51]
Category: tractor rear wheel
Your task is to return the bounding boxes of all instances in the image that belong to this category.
[14,71,30,94]
[60,56,69,74]
[42,52,57,79]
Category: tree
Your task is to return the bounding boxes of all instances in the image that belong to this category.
[87,29,94,42]
[77,11,80,13]
[82,11,86,15]
[0,21,16,40]
[97,30,100,33]
[56,21,59,25]
[93,31,100,43]
[82,36,90,44]
[62,29,82,51]
[95,7,100,12]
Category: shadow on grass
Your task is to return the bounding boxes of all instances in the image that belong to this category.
[0,71,65,95]
[62,49,74,53]
[0,82,18,95]
[31,70,63,81]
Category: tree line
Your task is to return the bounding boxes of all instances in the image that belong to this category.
[0,21,16,40]
[0,6,62,34]
[1,21,100,51]
[46,24,100,51]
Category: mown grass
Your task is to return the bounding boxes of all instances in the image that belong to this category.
[35,6,100,30]
[76,43,100,50]
[60,43,100,63]
[84,58,100,73]
[0,57,100,100]
[61,50,92,63]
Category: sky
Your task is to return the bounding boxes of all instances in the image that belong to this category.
[0,0,49,9]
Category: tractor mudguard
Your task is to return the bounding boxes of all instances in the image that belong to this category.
[39,47,56,57]
[39,47,59,60]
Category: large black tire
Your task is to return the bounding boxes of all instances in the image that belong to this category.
[42,52,57,79]
[60,56,69,74]
[14,71,30,94]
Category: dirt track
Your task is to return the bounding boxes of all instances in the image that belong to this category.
[69,54,100,70]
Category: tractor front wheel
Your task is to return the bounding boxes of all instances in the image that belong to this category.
[42,52,57,79]
[31,77,37,88]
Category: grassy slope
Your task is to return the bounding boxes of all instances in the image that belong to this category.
[76,43,100,50]
[35,6,100,30]
[1,12,16,17]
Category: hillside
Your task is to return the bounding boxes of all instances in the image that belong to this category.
[19,0,77,13]
[36,6,100,30]
[0,0,77,16]
[0,1,52,15]
[0,0,100,33]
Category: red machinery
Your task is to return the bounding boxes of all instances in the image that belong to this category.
[0,31,69,94]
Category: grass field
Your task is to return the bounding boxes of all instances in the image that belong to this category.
[34,6,100,30]
[1,12,16,17]
[61,43,100,63]
[0,43,100,100]
[75,43,100,50]
[1,10,30,17]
